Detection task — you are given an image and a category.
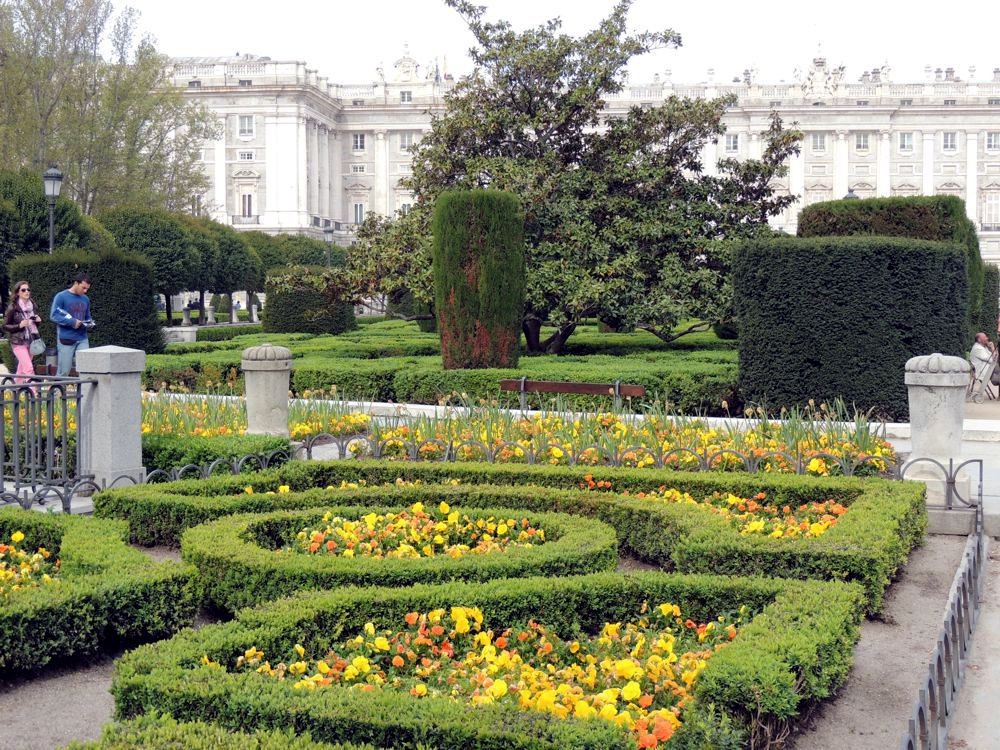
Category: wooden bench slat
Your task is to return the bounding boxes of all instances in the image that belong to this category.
[499,379,646,397]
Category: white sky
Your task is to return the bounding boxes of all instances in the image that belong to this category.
[118,0,998,85]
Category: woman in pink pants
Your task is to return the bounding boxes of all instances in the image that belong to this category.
[4,280,43,383]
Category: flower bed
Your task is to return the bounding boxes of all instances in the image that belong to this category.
[233,602,746,748]
[112,571,863,748]
[181,504,617,612]
[95,461,925,612]
[1,529,59,600]
[0,508,200,672]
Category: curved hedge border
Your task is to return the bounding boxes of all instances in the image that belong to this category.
[112,571,864,749]
[65,715,368,750]
[182,505,618,612]
[94,461,925,613]
[0,509,200,672]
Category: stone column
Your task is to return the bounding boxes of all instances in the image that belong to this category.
[181,308,192,326]
[249,304,259,323]
[76,346,146,487]
[242,343,292,437]
[307,119,319,216]
[966,131,978,222]
[700,141,718,176]
[318,125,330,219]
[904,353,971,522]
[214,117,227,218]
[748,131,762,160]
[375,130,388,214]
[788,148,805,228]
[330,131,343,222]
[876,131,892,197]
[206,306,216,324]
[834,131,849,198]
[921,131,935,195]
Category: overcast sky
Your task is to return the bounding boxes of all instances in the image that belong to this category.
[118,0,998,85]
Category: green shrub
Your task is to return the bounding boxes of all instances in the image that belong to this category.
[797,195,983,338]
[387,289,436,333]
[111,571,862,746]
[64,714,368,750]
[433,190,525,369]
[196,323,264,341]
[733,235,967,420]
[9,249,165,354]
[182,505,617,612]
[0,509,200,672]
[95,462,925,612]
[264,265,356,335]
[979,264,999,338]
[142,433,290,474]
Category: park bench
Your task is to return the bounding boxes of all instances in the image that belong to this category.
[499,378,646,410]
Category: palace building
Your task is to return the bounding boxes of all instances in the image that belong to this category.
[170,50,1000,263]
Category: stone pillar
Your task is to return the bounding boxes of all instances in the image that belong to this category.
[876,131,892,197]
[966,131,978,222]
[77,346,146,487]
[242,343,292,437]
[904,353,971,519]
[318,125,330,219]
[922,131,935,195]
[307,119,319,215]
[206,306,216,324]
[748,131,762,160]
[834,130,849,198]
[181,308,192,326]
[374,130,388,214]
[330,131,343,222]
[249,304,259,323]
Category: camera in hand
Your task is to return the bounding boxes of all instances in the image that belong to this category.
[82,319,96,330]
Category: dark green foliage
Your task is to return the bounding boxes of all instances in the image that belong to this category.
[0,510,200,673]
[387,289,437,332]
[66,715,368,750]
[264,265,356,335]
[432,190,525,368]
[9,249,165,354]
[0,169,90,255]
[734,236,968,420]
[0,198,24,306]
[979,265,999,338]
[141,434,290,473]
[797,195,983,337]
[99,208,201,299]
[182,506,617,612]
[95,461,925,612]
[111,569,861,745]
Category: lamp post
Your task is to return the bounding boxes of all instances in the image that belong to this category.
[43,166,63,253]
[323,225,334,268]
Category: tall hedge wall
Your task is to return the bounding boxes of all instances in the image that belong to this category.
[979,264,999,337]
[797,195,983,338]
[263,264,356,335]
[9,249,164,354]
[432,190,525,369]
[733,236,967,419]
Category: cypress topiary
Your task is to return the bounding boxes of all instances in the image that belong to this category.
[733,235,967,420]
[263,264,356,335]
[980,264,999,338]
[9,250,164,355]
[432,190,525,369]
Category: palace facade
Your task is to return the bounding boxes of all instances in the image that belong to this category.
[170,51,1000,262]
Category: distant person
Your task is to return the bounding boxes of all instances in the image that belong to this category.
[234,300,241,311]
[970,332,997,402]
[4,280,43,382]
[50,272,95,377]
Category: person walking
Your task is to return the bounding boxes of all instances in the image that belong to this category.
[3,280,43,382]
[49,272,94,377]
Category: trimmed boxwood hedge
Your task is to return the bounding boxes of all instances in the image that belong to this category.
[0,509,200,672]
[733,235,968,420]
[111,571,863,747]
[65,715,368,750]
[142,433,290,474]
[94,461,925,612]
[182,505,617,612]
[264,265,356,335]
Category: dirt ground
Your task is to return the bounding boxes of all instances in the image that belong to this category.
[789,534,969,749]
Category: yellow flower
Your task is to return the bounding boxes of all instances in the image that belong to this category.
[439,501,450,515]
[10,531,24,544]
[621,680,641,702]
[244,486,254,495]
[278,485,291,493]
[488,679,508,699]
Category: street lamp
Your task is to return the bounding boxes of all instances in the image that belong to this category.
[323,225,334,268]
[43,166,63,253]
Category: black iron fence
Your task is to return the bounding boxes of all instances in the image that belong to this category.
[0,374,92,497]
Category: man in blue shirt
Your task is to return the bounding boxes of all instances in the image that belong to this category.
[49,272,94,376]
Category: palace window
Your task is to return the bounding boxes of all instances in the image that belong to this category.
[769,100,782,107]
[352,133,366,151]
[351,164,366,173]
[855,133,870,151]
[811,133,826,151]
[944,99,957,106]
[725,134,739,153]
[899,132,914,152]
[187,80,201,89]
[353,202,366,224]
[900,99,913,106]
[238,151,255,161]
[238,115,254,137]
[400,91,412,103]
[986,132,1000,150]
[856,100,869,106]
[990,99,1000,106]
[399,203,412,215]
[983,192,1000,230]
[352,99,364,106]
[241,193,253,217]
[400,132,414,151]
[238,79,252,87]
[943,132,957,151]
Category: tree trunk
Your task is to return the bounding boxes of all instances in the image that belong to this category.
[198,290,206,325]
[541,323,576,355]
[164,294,173,326]
[522,318,542,353]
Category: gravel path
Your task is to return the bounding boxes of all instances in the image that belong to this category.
[789,534,969,749]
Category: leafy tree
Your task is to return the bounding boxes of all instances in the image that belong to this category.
[174,214,219,320]
[99,207,201,324]
[345,0,800,352]
[200,221,259,312]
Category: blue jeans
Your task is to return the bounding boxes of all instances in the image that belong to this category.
[57,337,89,376]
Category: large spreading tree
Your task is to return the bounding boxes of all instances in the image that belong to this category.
[342,0,800,353]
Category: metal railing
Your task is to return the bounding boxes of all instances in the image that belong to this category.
[0,374,92,496]
[898,458,986,750]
